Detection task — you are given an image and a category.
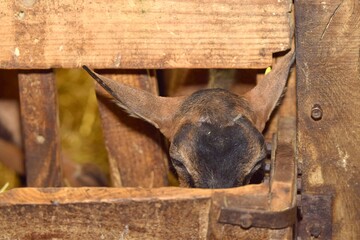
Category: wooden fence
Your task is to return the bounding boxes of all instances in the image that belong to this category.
[0,0,359,239]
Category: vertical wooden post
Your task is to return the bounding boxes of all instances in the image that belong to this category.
[18,71,62,187]
[296,0,360,238]
[96,70,168,187]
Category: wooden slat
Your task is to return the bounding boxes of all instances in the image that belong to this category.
[269,117,296,240]
[0,186,263,239]
[96,70,168,187]
[18,71,62,187]
[0,0,292,69]
[296,0,360,239]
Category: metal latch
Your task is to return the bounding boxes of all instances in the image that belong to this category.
[218,206,297,229]
[297,194,332,239]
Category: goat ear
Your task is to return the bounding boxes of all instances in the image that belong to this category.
[83,66,184,139]
[243,48,295,132]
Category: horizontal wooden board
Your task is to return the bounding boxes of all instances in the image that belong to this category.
[0,186,271,239]
[0,0,292,69]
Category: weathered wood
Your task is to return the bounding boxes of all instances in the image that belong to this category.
[269,117,296,240]
[0,184,289,239]
[296,0,360,239]
[96,70,168,187]
[0,187,212,240]
[18,71,63,187]
[0,0,292,69]
[0,186,259,239]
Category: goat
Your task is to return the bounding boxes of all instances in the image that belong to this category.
[83,48,295,188]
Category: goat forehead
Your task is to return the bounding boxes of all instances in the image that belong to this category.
[176,88,253,123]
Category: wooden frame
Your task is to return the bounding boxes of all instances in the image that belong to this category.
[3,0,359,238]
[0,1,298,238]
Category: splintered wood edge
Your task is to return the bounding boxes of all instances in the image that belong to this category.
[0,185,267,205]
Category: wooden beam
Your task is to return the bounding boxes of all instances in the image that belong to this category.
[296,0,360,239]
[0,187,212,239]
[269,117,296,240]
[18,71,63,187]
[95,70,168,187]
[0,186,271,239]
[0,0,292,69]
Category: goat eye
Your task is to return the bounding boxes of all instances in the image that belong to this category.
[171,158,196,188]
[172,158,185,169]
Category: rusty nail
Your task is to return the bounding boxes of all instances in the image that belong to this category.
[239,214,253,229]
[308,222,322,238]
[311,104,323,121]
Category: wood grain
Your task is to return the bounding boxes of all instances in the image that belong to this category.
[18,71,63,187]
[296,0,360,239]
[96,70,168,187]
[269,117,296,240]
[0,184,284,240]
[0,0,292,69]
[0,186,254,239]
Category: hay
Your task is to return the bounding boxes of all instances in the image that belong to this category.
[56,69,109,176]
[0,163,19,189]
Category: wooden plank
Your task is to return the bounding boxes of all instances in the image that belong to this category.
[269,117,296,240]
[0,186,270,239]
[18,71,63,187]
[96,70,168,187]
[295,0,360,239]
[0,188,212,240]
[0,0,292,69]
